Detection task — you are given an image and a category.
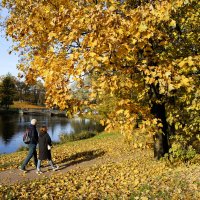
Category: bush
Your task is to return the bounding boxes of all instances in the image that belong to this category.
[59,131,97,143]
[16,146,29,152]
[168,143,196,163]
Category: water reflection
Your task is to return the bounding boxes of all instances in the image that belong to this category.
[0,114,104,154]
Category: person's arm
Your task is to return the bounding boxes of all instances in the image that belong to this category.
[47,134,52,146]
[29,127,34,142]
[35,129,39,143]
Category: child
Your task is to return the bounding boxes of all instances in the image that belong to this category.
[36,125,59,174]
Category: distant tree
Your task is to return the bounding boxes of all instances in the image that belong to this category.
[30,80,46,105]
[0,73,16,109]
[14,78,46,105]
[14,79,27,101]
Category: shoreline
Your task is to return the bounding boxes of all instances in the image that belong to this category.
[0,108,67,117]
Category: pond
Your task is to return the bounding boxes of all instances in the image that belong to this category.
[0,113,104,154]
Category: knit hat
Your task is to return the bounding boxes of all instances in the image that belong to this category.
[31,119,37,125]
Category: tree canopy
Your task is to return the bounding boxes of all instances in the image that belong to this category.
[1,0,199,159]
[0,73,16,109]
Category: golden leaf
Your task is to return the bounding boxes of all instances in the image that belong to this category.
[169,19,176,27]
[139,23,148,32]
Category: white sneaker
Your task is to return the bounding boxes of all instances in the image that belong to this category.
[52,165,59,171]
[36,170,43,174]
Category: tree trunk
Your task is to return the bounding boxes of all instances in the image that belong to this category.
[151,103,169,159]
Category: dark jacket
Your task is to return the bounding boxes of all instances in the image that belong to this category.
[38,132,52,160]
[29,124,38,145]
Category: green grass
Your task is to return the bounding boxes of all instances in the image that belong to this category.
[93,131,118,139]
[59,130,98,143]
[16,146,29,152]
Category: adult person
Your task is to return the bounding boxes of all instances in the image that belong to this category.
[36,125,59,174]
[20,119,38,172]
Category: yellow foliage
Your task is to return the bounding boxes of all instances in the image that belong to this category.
[1,0,200,158]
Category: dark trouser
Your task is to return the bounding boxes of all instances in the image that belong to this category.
[21,144,37,169]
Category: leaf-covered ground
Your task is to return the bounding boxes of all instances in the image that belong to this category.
[10,101,45,109]
[0,132,199,199]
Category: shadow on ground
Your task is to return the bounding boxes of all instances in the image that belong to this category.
[56,150,105,170]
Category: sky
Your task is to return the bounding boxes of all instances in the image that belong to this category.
[0,7,19,77]
[0,36,19,77]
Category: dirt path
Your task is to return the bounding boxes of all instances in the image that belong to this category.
[0,157,105,186]
[0,152,132,186]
